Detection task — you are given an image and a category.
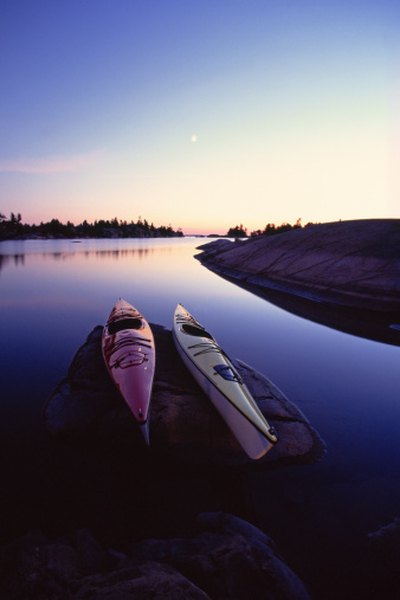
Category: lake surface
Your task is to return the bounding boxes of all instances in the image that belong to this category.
[1,238,399,598]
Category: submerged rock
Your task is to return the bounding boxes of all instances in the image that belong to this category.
[0,513,310,599]
[44,325,325,466]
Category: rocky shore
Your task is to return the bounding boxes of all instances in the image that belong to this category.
[0,324,326,599]
[0,512,311,599]
[196,219,400,313]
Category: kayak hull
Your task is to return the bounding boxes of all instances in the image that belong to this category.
[102,298,155,443]
[172,304,277,459]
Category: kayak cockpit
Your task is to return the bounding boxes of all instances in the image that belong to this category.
[182,323,214,340]
[108,317,142,335]
[213,364,243,383]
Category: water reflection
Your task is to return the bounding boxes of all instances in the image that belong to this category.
[0,254,26,271]
[202,269,400,347]
[0,239,205,331]
[0,242,180,271]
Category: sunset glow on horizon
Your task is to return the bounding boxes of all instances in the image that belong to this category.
[1,1,399,235]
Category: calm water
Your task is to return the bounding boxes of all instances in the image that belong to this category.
[1,238,399,597]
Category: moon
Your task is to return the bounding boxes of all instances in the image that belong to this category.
[191,134,198,143]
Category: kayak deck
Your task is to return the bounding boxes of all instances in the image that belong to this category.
[173,303,277,459]
[102,298,155,444]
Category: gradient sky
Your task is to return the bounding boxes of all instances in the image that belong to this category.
[1,0,399,234]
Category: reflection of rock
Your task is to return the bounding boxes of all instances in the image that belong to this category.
[197,220,400,312]
[0,513,310,599]
[44,325,325,466]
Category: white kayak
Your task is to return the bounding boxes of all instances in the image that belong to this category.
[172,304,277,459]
[102,298,155,444]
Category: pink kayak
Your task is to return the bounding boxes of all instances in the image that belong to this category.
[102,298,155,444]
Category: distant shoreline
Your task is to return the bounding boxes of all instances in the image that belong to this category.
[0,233,242,242]
[0,233,185,241]
[0,214,185,240]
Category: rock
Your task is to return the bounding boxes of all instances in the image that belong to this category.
[196,219,400,312]
[235,360,323,463]
[364,517,400,596]
[73,528,107,575]
[2,537,78,598]
[0,513,310,599]
[131,512,311,599]
[75,562,211,599]
[196,238,237,258]
[368,516,400,573]
[44,325,325,466]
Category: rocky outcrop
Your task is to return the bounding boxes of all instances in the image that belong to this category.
[368,516,400,576]
[129,512,310,599]
[197,220,400,312]
[44,325,325,466]
[0,513,310,599]
[37,326,321,598]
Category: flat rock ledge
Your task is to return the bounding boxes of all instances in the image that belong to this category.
[44,325,325,467]
[0,512,310,599]
[196,220,400,313]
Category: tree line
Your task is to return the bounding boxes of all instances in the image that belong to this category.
[0,213,183,240]
[1,212,317,241]
[226,218,316,238]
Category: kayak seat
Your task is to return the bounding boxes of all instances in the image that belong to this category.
[182,323,214,340]
[108,318,142,335]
